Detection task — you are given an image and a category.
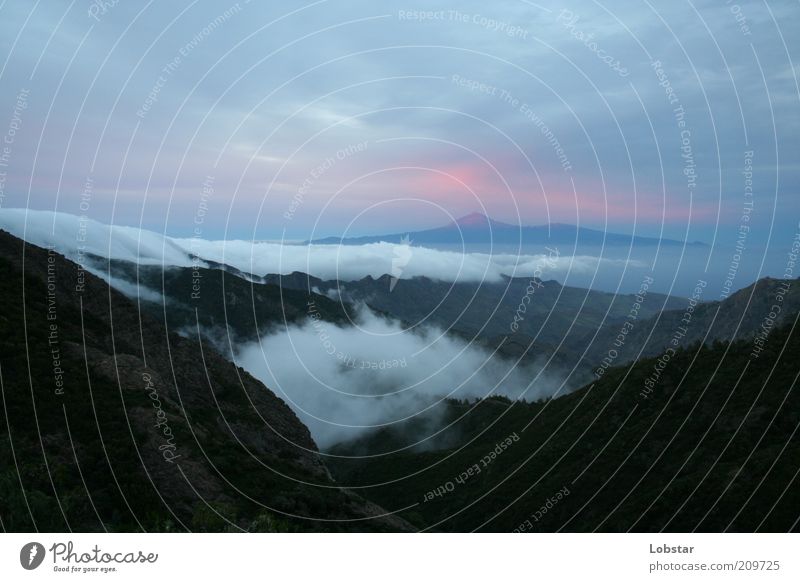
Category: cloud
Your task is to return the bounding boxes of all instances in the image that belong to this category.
[0,208,195,267]
[0,209,641,284]
[88,266,166,304]
[236,305,562,448]
[2,1,796,241]
[0,208,571,448]
[180,236,639,282]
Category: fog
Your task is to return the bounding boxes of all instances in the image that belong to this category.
[0,208,641,285]
[236,305,562,449]
[4,207,792,449]
[5,209,791,298]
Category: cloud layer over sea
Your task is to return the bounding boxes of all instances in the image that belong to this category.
[0,209,638,284]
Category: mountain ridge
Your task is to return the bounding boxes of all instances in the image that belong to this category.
[306,212,707,248]
[328,317,800,531]
[0,229,412,532]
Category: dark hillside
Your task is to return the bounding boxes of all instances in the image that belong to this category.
[330,316,800,532]
[0,230,410,532]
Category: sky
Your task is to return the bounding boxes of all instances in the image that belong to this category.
[0,0,797,243]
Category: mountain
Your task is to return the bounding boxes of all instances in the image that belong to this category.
[263,270,686,383]
[0,230,411,532]
[328,318,800,532]
[93,254,800,393]
[98,257,355,347]
[2,227,798,533]
[263,270,800,380]
[306,212,706,247]
[264,271,686,340]
[579,276,800,369]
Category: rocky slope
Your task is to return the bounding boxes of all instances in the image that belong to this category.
[330,319,800,532]
[0,230,411,532]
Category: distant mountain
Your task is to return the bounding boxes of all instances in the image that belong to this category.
[5,228,797,532]
[307,212,706,247]
[0,230,411,532]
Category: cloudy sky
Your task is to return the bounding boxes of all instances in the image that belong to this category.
[0,0,797,243]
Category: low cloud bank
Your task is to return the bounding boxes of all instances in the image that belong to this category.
[0,209,639,284]
[0,209,569,448]
[236,305,563,448]
[0,208,194,266]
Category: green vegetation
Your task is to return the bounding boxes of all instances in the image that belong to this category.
[0,233,407,532]
[329,322,800,532]
[2,231,798,533]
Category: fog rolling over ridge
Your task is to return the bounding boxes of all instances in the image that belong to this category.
[0,209,570,449]
[0,208,792,450]
[1,208,794,298]
[0,208,635,287]
[2,0,800,545]
[236,305,561,449]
